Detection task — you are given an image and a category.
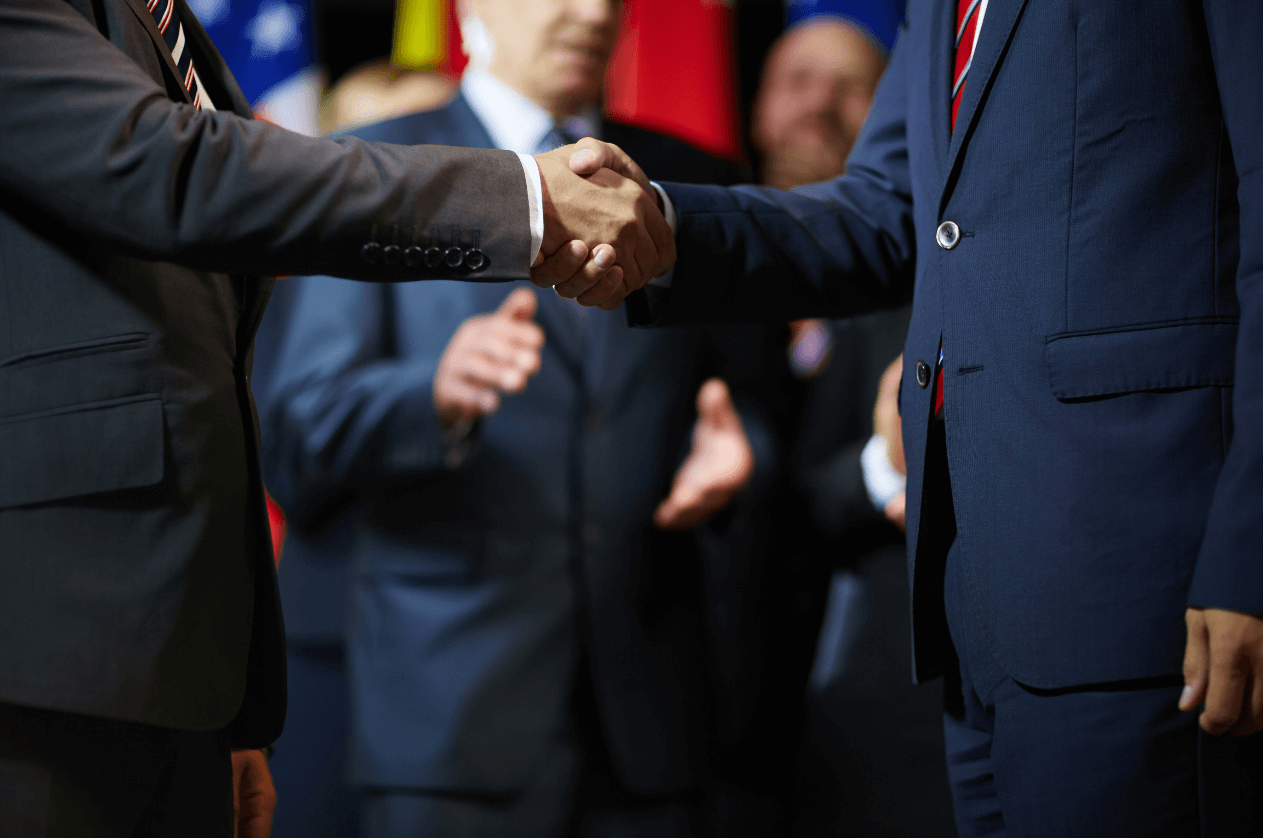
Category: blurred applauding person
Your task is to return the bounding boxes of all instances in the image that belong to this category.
[255,2,784,836]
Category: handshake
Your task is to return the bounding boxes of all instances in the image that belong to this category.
[531,139,676,310]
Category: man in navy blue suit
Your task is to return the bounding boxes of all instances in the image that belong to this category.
[545,0,1263,834]
[256,1,785,836]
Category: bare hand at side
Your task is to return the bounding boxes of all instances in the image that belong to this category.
[1180,606,1263,735]
[654,379,754,530]
[433,287,545,428]
[231,749,276,838]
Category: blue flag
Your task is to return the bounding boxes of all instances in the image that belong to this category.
[786,0,906,52]
[186,0,320,133]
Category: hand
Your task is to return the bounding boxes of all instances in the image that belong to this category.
[873,355,906,531]
[654,379,755,530]
[433,287,545,428]
[873,354,905,474]
[532,140,675,306]
[1180,606,1263,735]
[230,749,276,838]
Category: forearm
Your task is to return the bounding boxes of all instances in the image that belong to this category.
[0,0,531,281]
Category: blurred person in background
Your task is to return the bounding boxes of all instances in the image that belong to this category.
[255,1,785,836]
[740,5,955,835]
[321,60,456,133]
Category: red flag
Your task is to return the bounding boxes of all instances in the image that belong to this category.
[605,0,741,160]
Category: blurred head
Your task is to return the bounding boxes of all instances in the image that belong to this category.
[461,0,623,116]
[752,18,887,189]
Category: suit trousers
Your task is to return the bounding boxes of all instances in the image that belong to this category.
[359,660,703,838]
[0,701,232,837]
[926,424,1263,837]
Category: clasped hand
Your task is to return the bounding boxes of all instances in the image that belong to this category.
[532,138,675,309]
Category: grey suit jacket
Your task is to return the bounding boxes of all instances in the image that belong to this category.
[0,0,530,746]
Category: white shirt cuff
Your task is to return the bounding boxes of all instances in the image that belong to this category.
[647,182,677,288]
[861,434,907,511]
[518,152,544,267]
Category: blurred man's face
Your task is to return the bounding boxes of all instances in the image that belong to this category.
[752,19,886,189]
[472,0,622,116]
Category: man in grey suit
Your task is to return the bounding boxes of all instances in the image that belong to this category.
[0,0,670,834]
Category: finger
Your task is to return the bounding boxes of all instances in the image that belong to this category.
[445,380,501,418]
[554,244,616,300]
[1182,608,1210,713]
[695,379,737,431]
[575,263,626,308]
[570,137,635,180]
[531,240,589,288]
[457,354,531,394]
[1229,670,1263,736]
[497,287,538,322]
[656,484,728,530]
[1200,636,1249,735]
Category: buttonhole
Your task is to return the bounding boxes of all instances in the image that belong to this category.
[957,365,984,375]
[961,231,976,238]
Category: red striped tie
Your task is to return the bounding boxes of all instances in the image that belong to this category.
[936,0,981,417]
[147,0,213,111]
[952,0,981,130]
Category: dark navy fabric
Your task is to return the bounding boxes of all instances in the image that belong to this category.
[255,95,778,801]
[650,0,1263,697]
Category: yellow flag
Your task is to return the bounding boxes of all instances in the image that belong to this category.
[392,0,447,69]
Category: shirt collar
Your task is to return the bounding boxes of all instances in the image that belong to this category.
[461,69,602,155]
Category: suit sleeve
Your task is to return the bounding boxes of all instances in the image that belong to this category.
[256,277,454,523]
[0,0,530,281]
[1188,1,1263,617]
[649,23,917,325]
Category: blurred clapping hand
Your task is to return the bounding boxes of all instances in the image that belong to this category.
[433,287,545,428]
[654,379,754,530]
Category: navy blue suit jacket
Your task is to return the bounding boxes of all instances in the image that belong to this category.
[648,0,1261,690]
[256,95,781,794]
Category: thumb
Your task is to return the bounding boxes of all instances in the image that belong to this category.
[1181,607,1209,712]
[696,378,737,431]
[498,287,538,322]
[569,137,613,176]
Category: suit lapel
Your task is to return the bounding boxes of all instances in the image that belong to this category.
[927,0,955,182]
[120,0,193,105]
[944,0,1030,181]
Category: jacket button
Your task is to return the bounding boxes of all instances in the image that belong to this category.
[444,247,465,268]
[360,242,382,264]
[404,246,423,267]
[464,248,487,271]
[936,221,961,250]
[422,246,443,268]
[915,359,931,388]
[381,244,402,266]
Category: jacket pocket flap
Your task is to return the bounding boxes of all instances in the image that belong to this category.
[0,396,165,508]
[1046,320,1237,400]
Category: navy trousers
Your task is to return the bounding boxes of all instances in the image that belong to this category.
[927,423,1263,837]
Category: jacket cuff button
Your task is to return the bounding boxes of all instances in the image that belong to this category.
[464,248,487,271]
[382,244,402,266]
[444,247,465,268]
[404,246,423,267]
[360,242,382,264]
[423,246,443,268]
